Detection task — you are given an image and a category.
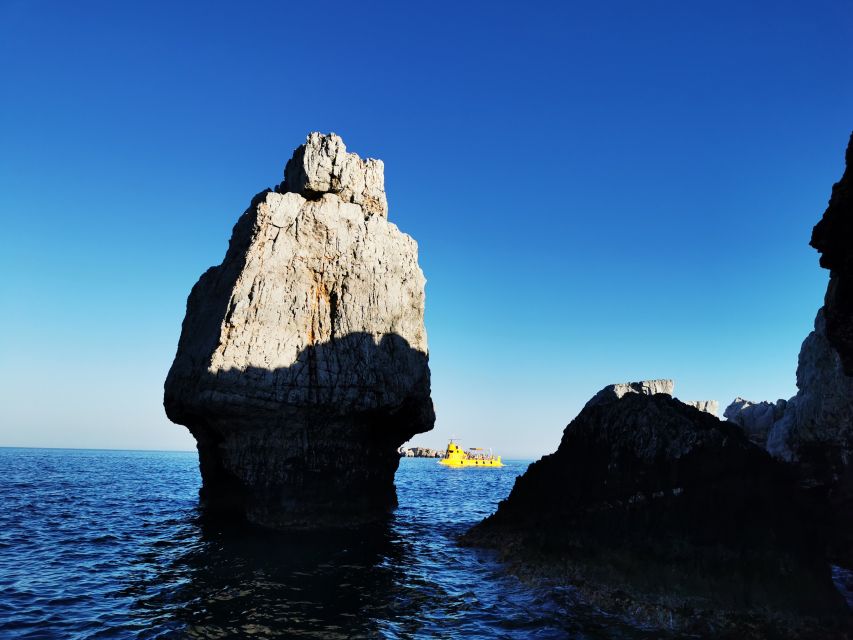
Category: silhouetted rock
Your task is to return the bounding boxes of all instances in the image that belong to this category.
[165,133,434,529]
[811,132,853,375]
[463,387,848,636]
[724,397,787,446]
[282,132,388,218]
[584,378,719,416]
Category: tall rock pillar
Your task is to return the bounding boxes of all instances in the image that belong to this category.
[164,133,434,528]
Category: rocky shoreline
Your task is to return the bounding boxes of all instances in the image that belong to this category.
[398,447,443,458]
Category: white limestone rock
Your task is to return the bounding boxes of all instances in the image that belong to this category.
[765,309,853,465]
[584,379,674,410]
[682,400,720,417]
[406,447,441,458]
[282,132,388,218]
[724,397,787,447]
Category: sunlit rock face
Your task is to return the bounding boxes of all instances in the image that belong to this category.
[583,379,719,417]
[682,399,719,416]
[763,310,853,466]
[463,386,847,633]
[780,135,853,517]
[164,133,434,528]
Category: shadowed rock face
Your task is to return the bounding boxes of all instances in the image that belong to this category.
[164,133,434,528]
[724,397,788,446]
[725,136,853,565]
[811,133,853,375]
[463,387,848,634]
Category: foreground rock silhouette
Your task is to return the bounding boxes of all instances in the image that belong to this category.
[463,381,850,636]
[165,133,434,528]
[725,133,853,565]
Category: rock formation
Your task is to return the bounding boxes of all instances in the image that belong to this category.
[811,133,853,375]
[282,132,388,218]
[725,135,853,564]
[724,397,787,446]
[582,378,673,410]
[681,399,719,416]
[585,379,718,416]
[164,133,434,528]
[398,447,442,458]
[760,310,853,465]
[463,382,848,634]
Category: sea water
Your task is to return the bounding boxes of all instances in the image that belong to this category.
[0,447,672,639]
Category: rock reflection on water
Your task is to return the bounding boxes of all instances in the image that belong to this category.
[138,460,659,639]
[0,449,664,639]
[143,522,406,639]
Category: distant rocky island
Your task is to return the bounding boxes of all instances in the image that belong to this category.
[164,133,434,528]
[398,446,443,458]
[463,133,853,636]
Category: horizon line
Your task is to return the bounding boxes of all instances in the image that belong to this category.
[0,445,197,454]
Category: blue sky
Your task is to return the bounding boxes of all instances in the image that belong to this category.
[1,1,851,458]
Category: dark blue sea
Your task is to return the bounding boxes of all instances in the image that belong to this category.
[0,448,688,639]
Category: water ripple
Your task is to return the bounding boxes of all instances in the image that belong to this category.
[0,448,671,639]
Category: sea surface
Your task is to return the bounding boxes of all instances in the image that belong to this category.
[0,448,693,639]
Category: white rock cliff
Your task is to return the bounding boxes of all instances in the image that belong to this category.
[164,133,434,528]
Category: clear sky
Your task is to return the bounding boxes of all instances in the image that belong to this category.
[1,1,851,458]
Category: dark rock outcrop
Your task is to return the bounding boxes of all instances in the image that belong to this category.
[681,399,719,416]
[811,133,853,375]
[724,397,788,446]
[463,386,849,635]
[164,133,434,528]
[399,447,442,458]
[725,135,853,566]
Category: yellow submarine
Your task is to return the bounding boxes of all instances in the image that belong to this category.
[438,440,504,468]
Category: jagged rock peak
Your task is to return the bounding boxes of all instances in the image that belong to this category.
[280,132,388,218]
[583,378,673,410]
[682,400,719,417]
